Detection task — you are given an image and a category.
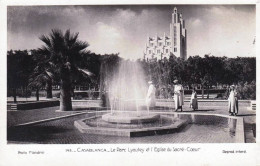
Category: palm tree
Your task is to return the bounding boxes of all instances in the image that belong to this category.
[30,49,54,99]
[37,29,91,111]
[28,62,54,101]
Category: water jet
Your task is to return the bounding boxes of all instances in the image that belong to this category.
[74,60,187,137]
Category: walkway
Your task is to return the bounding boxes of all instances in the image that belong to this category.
[7,100,256,143]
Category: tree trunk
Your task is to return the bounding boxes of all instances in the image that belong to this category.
[60,69,72,111]
[25,86,28,99]
[71,86,75,99]
[46,80,53,98]
[13,88,17,103]
[207,86,209,99]
[36,88,39,101]
[202,85,204,99]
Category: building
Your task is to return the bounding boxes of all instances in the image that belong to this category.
[144,7,187,61]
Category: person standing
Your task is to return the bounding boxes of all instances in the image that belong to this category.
[174,80,184,111]
[146,81,156,112]
[190,88,198,111]
[101,90,109,108]
[228,85,238,116]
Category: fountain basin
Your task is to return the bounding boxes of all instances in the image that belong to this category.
[102,112,160,124]
[74,112,187,137]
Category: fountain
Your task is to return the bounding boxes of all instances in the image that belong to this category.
[74,60,187,137]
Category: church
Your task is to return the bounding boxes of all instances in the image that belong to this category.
[144,7,187,61]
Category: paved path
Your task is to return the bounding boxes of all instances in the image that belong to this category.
[7,114,236,144]
[7,105,104,127]
[7,100,256,143]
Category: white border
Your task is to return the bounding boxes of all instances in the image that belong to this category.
[0,1,259,166]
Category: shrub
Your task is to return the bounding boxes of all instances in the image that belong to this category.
[7,88,32,97]
[236,81,256,100]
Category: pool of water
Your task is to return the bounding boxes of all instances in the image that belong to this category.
[7,113,238,144]
[84,115,177,129]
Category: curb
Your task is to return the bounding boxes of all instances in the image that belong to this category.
[12,110,110,127]
[13,112,87,127]
[157,100,251,103]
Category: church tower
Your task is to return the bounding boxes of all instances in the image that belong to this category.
[144,7,187,61]
[170,7,187,60]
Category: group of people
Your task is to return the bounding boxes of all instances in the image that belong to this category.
[145,80,238,116]
[145,80,197,112]
[171,80,198,112]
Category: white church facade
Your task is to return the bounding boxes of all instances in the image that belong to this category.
[144,7,187,61]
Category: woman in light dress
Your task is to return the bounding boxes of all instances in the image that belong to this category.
[190,88,198,111]
[173,80,184,112]
[146,81,156,112]
[228,85,238,116]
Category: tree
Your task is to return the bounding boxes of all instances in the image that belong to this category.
[7,50,34,102]
[37,29,91,111]
[99,53,121,92]
[28,60,54,101]
[30,49,54,99]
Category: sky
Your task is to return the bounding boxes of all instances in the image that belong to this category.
[7,5,256,59]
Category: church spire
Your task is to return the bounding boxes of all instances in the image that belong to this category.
[173,7,177,13]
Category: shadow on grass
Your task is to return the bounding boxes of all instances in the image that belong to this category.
[73,107,108,111]
[180,109,215,113]
[7,125,71,143]
[149,107,216,113]
[152,106,174,111]
[236,114,256,117]
[179,124,192,132]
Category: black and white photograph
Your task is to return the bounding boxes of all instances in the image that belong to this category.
[0,1,259,166]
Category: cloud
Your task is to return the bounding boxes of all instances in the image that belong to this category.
[88,22,124,55]
[116,8,136,20]
[96,22,122,39]
[186,5,255,57]
[190,18,201,26]
[88,21,143,59]
[7,5,255,59]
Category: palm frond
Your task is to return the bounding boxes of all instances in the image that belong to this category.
[69,32,79,47]
[45,70,55,80]
[64,29,71,43]
[36,29,94,88]
[78,68,94,77]
[74,41,89,51]
[50,29,65,53]
[39,35,52,48]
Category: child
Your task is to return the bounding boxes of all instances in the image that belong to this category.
[228,85,238,116]
[190,89,198,111]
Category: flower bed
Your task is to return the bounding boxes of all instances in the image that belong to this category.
[7,100,59,111]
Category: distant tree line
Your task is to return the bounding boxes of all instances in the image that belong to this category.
[8,51,256,101]
[7,29,256,110]
[7,49,121,102]
[138,55,256,99]
[140,55,256,87]
[7,50,34,102]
